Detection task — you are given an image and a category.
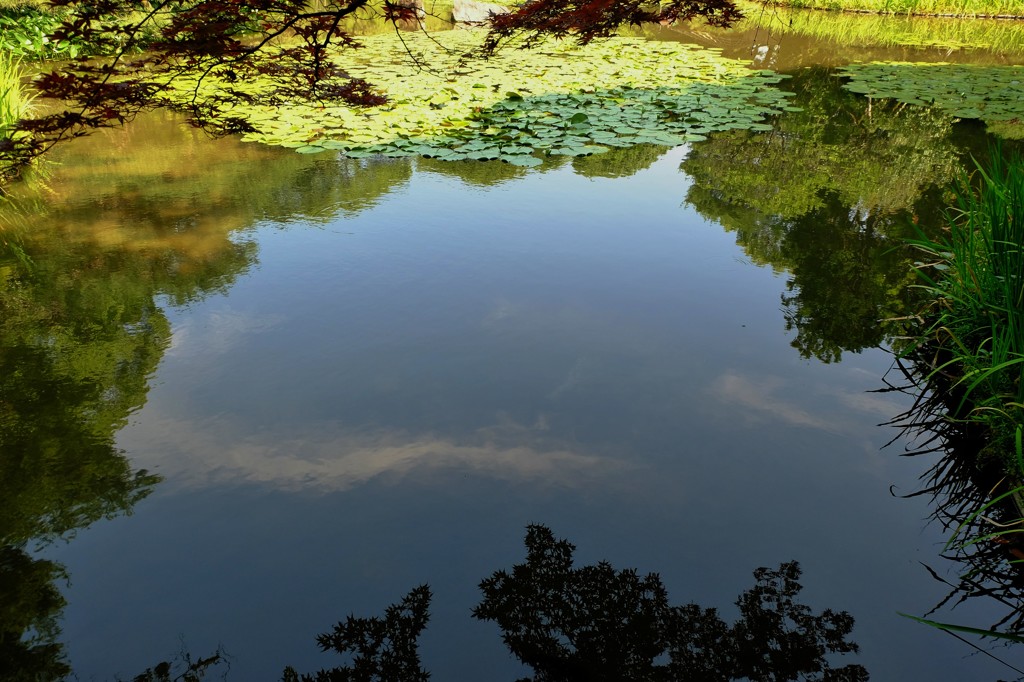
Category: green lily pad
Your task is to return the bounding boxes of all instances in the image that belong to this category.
[838,62,1024,137]
[503,154,544,167]
[160,29,795,166]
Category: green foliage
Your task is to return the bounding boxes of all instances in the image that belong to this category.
[896,153,1024,646]
[731,1,1024,54]
[895,428,1024,649]
[769,0,1024,16]
[900,611,1024,644]
[0,546,71,682]
[0,4,83,59]
[908,149,1024,470]
[0,51,32,141]
[571,142,670,178]
[685,68,960,218]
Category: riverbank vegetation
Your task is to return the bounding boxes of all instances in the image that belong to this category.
[760,0,1024,17]
[909,151,1024,473]
[0,51,34,182]
[890,150,1024,642]
[0,54,29,135]
[725,2,1024,56]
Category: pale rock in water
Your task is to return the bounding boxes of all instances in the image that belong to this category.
[452,0,510,24]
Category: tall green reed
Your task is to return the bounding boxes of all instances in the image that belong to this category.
[910,149,1024,473]
[0,50,37,186]
[0,51,32,137]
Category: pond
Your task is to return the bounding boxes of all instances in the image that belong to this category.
[3,9,1024,681]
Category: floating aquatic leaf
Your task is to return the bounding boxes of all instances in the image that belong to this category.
[159,29,793,166]
[503,154,544,167]
[466,148,501,160]
[838,62,1024,136]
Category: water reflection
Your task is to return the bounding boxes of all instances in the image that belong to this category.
[413,144,674,187]
[886,354,1024,636]
[122,417,627,492]
[681,67,963,363]
[0,113,418,679]
[0,64,1013,678]
[282,525,867,681]
[0,175,168,676]
[654,9,1024,68]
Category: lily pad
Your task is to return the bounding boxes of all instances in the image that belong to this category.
[838,63,1024,136]
[159,29,794,165]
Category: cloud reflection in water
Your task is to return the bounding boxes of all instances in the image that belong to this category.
[123,416,631,492]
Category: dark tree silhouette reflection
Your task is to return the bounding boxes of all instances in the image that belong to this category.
[283,586,432,682]
[285,525,867,682]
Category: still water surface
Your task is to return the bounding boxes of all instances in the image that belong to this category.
[3,15,1024,680]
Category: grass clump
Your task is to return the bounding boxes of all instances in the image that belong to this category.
[0,50,37,184]
[731,1,1024,55]
[768,0,1024,16]
[910,149,1024,474]
[0,51,32,138]
[893,151,1024,646]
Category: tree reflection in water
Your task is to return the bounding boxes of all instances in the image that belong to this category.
[5,91,998,678]
[681,66,963,364]
[285,525,867,682]
[0,111,406,681]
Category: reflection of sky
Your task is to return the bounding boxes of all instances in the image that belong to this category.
[48,148,1014,681]
[123,414,629,491]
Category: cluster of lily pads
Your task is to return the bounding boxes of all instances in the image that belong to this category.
[838,63,1024,137]
[163,30,799,164]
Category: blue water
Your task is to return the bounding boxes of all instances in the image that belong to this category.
[21,140,1010,680]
